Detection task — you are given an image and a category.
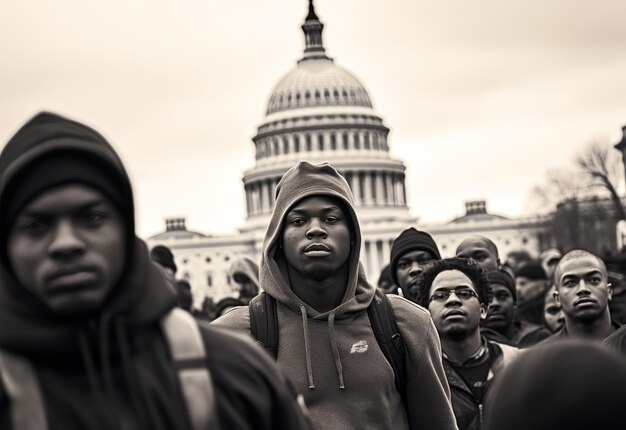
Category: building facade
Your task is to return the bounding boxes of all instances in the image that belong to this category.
[148,2,551,308]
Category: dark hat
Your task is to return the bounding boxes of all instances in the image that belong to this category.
[150,245,177,274]
[515,262,548,280]
[390,228,441,286]
[487,269,517,302]
[213,297,245,319]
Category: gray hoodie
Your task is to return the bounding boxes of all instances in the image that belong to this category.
[214,161,457,430]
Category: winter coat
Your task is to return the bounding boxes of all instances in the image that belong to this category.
[443,341,520,430]
[214,161,458,430]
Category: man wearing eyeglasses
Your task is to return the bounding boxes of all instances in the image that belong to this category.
[415,258,520,430]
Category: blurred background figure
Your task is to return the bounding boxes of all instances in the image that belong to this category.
[456,235,501,272]
[514,261,549,326]
[228,256,260,305]
[540,248,562,282]
[150,244,194,312]
[377,264,399,295]
[543,284,565,333]
[503,250,533,273]
[482,269,551,348]
[485,341,626,430]
[213,296,245,320]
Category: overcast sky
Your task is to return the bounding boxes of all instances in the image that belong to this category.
[2,0,625,238]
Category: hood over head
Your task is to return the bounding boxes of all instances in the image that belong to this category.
[0,112,176,356]
[260,161,374,318]
[228,256,260,288]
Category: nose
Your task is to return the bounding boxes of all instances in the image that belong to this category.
[445,290,462,306]
[576,279,591,295]
[48,220,86,259]
[408,262,424,277]
[305,218,327,239]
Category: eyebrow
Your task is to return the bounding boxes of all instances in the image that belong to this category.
[288,205,342,214]
[21,199,106,217]
[562,270,603,279]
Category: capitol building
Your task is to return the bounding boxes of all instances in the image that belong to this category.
[148,1,550,307]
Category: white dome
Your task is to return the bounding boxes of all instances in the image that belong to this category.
[266,58,373,115]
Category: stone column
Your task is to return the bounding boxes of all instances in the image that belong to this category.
[363,173,373,206]
[351,172,362,206]
[375,172,385,206]
[385,173,394,206]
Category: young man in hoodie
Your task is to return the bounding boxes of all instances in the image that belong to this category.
[214,161,457,430]
[0,112,312,430]
[413,258,520,430]
[228,256,260,305]
[389,227,441,302]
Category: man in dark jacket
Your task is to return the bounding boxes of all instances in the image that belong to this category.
[413,258,520,430]
[0,112,312,430]
[389,227,441,302]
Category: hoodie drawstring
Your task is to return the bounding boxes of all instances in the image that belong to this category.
[328,312,345,389]
[299,305,315,389]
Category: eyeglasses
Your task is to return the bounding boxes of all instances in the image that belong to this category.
[429,288,478,302]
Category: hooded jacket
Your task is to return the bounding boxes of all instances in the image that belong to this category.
[214,161,457,430]
[0,112,311,430]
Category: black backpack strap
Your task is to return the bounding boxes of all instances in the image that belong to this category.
[367,289,406,398]
[249,292,279,359]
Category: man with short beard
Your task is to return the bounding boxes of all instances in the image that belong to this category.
[543,249,620,343]
[415,258,520,430]
[389,227,441,302]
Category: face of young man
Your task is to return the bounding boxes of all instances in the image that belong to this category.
[483,283,515,331]
[515,277,547,305]
[544,289,565,333]
[427,269,486,339]
[395,249,436,292]
[7,184,126,315]
[281,195,351,280]
[456,237,499,272]
[555,256,612,322]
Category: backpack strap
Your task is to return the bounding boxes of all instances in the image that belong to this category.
[249,292,279,359]
[367,289,406,398]
[0,348,48,430]
[161,308,217,430]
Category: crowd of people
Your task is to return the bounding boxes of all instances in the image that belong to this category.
[1,111,625,429]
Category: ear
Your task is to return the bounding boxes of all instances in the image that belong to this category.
[607,282,613,301]
[553,289,561,306]
[480,304,487,319]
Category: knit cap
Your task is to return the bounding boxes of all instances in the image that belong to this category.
[487,269,517,301]
[390,228,441,286]
[150,245,178,274]
[515,261,547,280]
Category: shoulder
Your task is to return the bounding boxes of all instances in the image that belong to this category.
[387,294,432,324]
[210,306,251,332]
[490,340,522,368]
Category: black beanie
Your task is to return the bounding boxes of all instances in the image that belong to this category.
[515,262,547,280]
[390,228,441,286]
[487,269,517,302]
[3,152,129,232]
[150,245,178,274]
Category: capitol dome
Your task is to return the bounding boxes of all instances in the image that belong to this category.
[266,60,373,114]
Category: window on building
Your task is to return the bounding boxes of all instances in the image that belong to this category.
[318,133,324,151]
[364,132,371,150]
[207,274,212,287]
[331,133,337,150]
[294,135,300,152]
[354,132,360,150]
[306,134,312,152]
[205,257,211,263]
[342,132,348,150]
[283,138,289,154]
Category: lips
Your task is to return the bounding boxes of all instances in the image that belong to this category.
[304,243,331,257]
[487,312,506,321]
[45,266,99,292]
[574,298,597,307]
[444,309,466,319]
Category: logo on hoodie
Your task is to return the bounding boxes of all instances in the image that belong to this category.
[350,340,368,354]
